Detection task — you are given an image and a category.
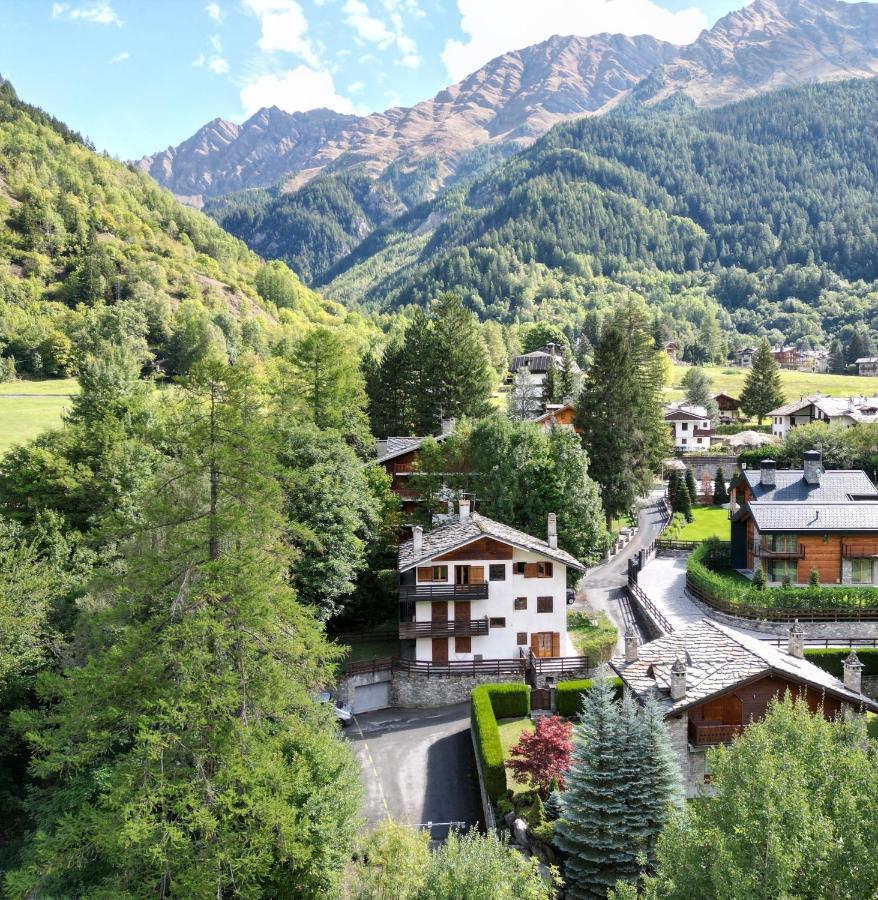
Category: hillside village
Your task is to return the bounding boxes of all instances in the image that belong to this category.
[7,1,878,897]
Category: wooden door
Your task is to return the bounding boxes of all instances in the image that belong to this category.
[454,600,471,625]
[431,601,447,623]
[432,637,449,664]
[455,565,470,585]
[531,632,560,658]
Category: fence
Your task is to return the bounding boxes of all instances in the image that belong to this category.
[627,574,675,634]
[342,653,591,678]
[762,637,878,648]
[656,539,699,551]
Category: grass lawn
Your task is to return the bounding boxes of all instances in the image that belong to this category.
[0,378,79,455]
[666,365,878,402]
[497,717,535,794]
[568,610,618,662]
[673,505,731,542]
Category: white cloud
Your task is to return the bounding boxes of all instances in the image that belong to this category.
[209,33,222,51]
[192,53,207,67]
[209,57,230,74]
[442,0,708,82]
[205,2,223,22]
[398,53,421,68]
[240,66,355,116]
[242,0,319,66]
[343,0,393,46]
[52,1,122,26]
[347,79,365,93]
[109,51,129,63]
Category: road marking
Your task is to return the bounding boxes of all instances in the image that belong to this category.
[352,715,392,821]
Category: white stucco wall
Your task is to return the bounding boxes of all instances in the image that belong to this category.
[411,547,571,661]
[670,419,711,450]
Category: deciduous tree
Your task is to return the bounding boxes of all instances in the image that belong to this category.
[506,715,574,798]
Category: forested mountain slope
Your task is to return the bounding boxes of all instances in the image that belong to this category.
[321,77,878,351]
[0,77,352,380]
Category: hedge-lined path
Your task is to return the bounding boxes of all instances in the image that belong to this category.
[576,488,669,652]
[348,702,481,837]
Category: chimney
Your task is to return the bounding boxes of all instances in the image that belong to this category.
[843,650,864,694]
[803,450,823,485]
[760,459,776,487]
[547,513,558,549]
[787,619,804,659]
[670,657,686,701]
[412,525,423,557]
[459,498,471,522]
[546,342,556,357]
[440,417,456,436]
[624,625,639,664]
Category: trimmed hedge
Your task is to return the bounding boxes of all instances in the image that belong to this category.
[688,541,878,611]
[805,648,878,678]
[470,683,530,803]
[555,677,623,718]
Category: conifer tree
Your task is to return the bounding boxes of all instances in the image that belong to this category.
[545,354,558,405]
[740,339,785,424]
[713,467,729,505]
[685,468,698,506]
[676,481,693,522]
[666,469,680,511]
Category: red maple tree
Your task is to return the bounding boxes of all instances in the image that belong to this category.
[505,715,573,798]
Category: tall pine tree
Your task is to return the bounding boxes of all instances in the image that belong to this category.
[739,339,785,424]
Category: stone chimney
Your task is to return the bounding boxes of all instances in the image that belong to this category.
[412,525,423,557]
[843,650,864,694]
[440,417,456,436]
[547,513,558,549]
[803,450,823,485]
[459,498,471,522]
[670,658,687,701]
[624,625,639,664]
[760,459,776,487]
[788,619,805,659]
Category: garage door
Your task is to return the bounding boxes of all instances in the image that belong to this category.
[352,680,390,714]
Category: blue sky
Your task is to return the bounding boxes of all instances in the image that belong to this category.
[0,0,745,160]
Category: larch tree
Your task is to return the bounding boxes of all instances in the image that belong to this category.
[545,355,559,405]
[6,356,360,900]
[739,339,785,424]
[558,347,579,401]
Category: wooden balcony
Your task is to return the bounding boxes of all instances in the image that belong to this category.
[752,541,804,559]
[393,462,416,474]
[399,583,489,601]
[688,721,747,746]
[399,618,489,639]
[842,543,878,559]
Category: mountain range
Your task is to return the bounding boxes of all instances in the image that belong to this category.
[138,0,878,209]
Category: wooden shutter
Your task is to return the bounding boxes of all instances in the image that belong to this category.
[455,636,471,653]
[470,565,485,584]
[523,562,539,578]
[537,596,553,613]
[417,566,433,582]
[551,633,560,658]
[516,632,527,646]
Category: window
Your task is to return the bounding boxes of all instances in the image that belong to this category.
[768,559,797,583]
[513,597,527,611]
[489,617,506,628]
[489,564,506,581]
[682,438,687,445]
[455,636,471,653]
[681,422,689,431]
[516,632,527,646]
[536,561,553,577]
[432,566,447,581]
[537,596,553,613]
[852,558,874,584]
[767,535,797,553]
[417,565,448,582]
[513,561,526,575]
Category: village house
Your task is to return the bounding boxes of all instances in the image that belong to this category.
[663,340,680,363]
[856,357,878,376]
[509,344,580,400]
[533,401,581,433]
[767,393,878,437]
[374,419,456,513]
[729,453,878,584]
[397,501,584,663]
[612,619,878,797]
[665,403,713,450]
[772,345,801,368]
[731,347,757,367]
[712,392,741,424]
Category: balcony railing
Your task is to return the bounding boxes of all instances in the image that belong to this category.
[399,618,490,639]
[688,721,747,746]
[752,541,805,559]
[399,583,490,601]
[842,543,878,559]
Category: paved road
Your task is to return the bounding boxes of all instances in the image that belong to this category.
[575,488,668,652]
[348,703,482,836]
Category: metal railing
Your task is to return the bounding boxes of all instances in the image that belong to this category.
[753,542,805,559]
[399,583,490,601]
[531,655,592,674]
[627,574,675,634]
[398,618,489,639]
[656,539,700,551]
[762,636,878,648]
[394,657,527,677]
[842,544,878,559]
[342,653,592,678]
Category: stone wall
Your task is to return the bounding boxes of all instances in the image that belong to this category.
[862,675,878,700]
[665,712,709,798]
[678,454,739,481]
[390,669,524,708]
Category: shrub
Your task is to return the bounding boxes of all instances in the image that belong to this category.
[470,683,531,803]
[809,568,820,586]
[554,677,623,717]
[804,648,878,678]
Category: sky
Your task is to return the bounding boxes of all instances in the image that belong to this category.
[0,0,746,160]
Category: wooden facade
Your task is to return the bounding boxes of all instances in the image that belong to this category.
[436,537,513,562]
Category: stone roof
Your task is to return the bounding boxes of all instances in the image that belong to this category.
[398,511,586,572]
[510,349,580,375]
[374,430,454,464]
[768,394,878,423]
[745,501,878,532]
[664,402,710,421]
[611,619,878,715]
[741,468,878,503]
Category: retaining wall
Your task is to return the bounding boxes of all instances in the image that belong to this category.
[390,669,524,708]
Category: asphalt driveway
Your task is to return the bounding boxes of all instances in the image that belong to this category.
[348,702,482,837]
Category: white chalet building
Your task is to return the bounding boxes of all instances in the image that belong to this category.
[397,501,584,663]
[664,403,713,450]
[768,394,878,438]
